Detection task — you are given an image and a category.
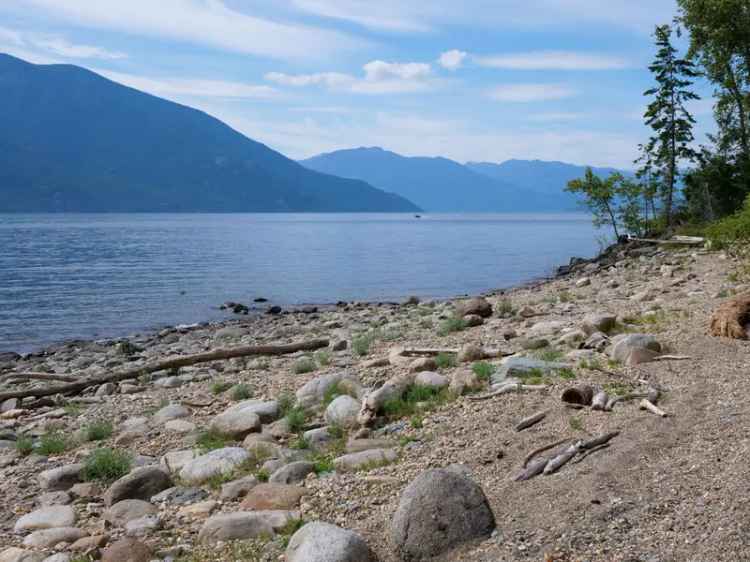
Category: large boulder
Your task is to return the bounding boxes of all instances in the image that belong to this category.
[104,499,157,527]
[296,373,364,409]
[455,297,492,318]
[38,464,83,491]
[240,483,308,510]
[14,506,75,532]
[101,538,152,562]
[152,403,190,425]
[209,400,277,439]
[269,461,315,485]
[286,521,375,562]
[610,333,662,365]
[197,512,274,543]
[179,447,250,485]
[582,313,617,335]
[390,467,495,560]
[324,396,360,428]
[104,466,173,506]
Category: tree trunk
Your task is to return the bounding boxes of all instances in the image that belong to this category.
[726,64,750,163]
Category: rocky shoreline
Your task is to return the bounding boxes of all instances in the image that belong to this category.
[1,241,749,562]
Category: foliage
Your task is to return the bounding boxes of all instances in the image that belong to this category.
[293,356,316,374]
[471,361,495,382]
[382,385,449,419]
[196,429,231,452]
[285,406,308,433]
[277,392,295,415]
[565,169,630,238]
[435,352,457,369]
[83,448,132,483]
[231,383,252,401]
[84,420,114,442]
[706,194,750,248]
[37,432,69,456]
[211,381,232,395]
[352,332,376,356]
[314,350,331,366]
[437,315,467,337]
[15,436,33,456]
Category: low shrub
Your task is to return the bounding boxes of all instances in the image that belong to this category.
[83,448,132,483]
[84,420,114,442]
[471,362,495,382]
[437,315,467,337]
[37,432,69,456]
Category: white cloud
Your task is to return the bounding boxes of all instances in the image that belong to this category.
[288,0,676,33]
[488,84,578,103]
[0,25,126,61]
[438,50,467,71]
[475,51,631,70]
[11,0,365,60]
[528,112,585,122]
[265,60,434,95]
[97,70,279,99]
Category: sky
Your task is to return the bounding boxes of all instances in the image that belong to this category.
[0,0,718,168]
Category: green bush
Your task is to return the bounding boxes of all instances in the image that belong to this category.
[352,332,376,357]
[707,194,750,249]
[472,362,495,382]
[437,315,467,337]
[83,448,132,483]
[293,356,316,374]
[231,383,252,401]
[37,432,68,456]
[15,436,33,456]
[84,420,114,442]
[196,429,230,452]
[285,406,308,433]
[435,352,457,369]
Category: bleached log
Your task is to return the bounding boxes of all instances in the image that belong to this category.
[543,441,582,475]
[514,457,548,481]
[357,372,416,426]
[468,383,547,401]
[0,338,329,403]
[581,431,619,450]
[639,399,668,417]
[514,410,547,432]
[0,373,77,384]
[522,438,572,467]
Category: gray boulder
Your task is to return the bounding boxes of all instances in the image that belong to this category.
[104,466,173,506]
[286,521,375,562]
[269,461,315,485]
[38,464,83,491]
[152,404,190,425]
[104,500,157,527]
[455,297,492,318]
[14,505,75,532]
[179,447,249,485]
[324,396,360,428]
[610,333,662,365]
[296,373,363,409]
[197,512,274,543]
[582,313,617,335]
[390,467,495,560]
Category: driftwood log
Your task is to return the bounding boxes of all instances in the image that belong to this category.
[591,391,609,411]
[581,431,619,450]
[357,372,416,426]
[0,339,329,403]
[468,383,547,401]
[522,438,572,467]
[639,399,668,417]
[514,410,547,432]
[543,441,582,475]
[514,457,548,481]
[710,295,750,340]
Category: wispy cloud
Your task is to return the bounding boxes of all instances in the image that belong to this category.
[97,70,279,100]
[438,50,467,71]
[488,84,577,102]
[291,0,432,32]
[528,112,585,122]
[0,25,126,61]
[475,50,632,70]
[266,59,435,95]
[12,0,365,60]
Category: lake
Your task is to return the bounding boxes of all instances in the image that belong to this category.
[0,213,600,353]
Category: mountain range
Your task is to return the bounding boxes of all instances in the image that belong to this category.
[0,54,418,213]
[301,148,631,213]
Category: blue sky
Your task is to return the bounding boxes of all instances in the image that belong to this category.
[0,0,717,168]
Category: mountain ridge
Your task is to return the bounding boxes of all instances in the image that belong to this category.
[0,54,420,213]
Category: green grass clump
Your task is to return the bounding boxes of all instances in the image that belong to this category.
[322,381,345,407]
[211,381,232,395]
[352,332,377,357]
[277,392,295,415]
[278,519,306,549]
[15,436,33,456]
[293,356,317,374]
[84,420,114,442]
[83,448,132,483]
[196,429,231,453]
[231,383,252,401]
[497,298,514,315]
[603,382,632,396]
[437,315,467,337]
[311,453,335,474]
[314,350,331,366]
[63,403,83,417]
[569,417,584,431]
[435,352,457,369]
[289,435,310,450]
[410,414,424,429]
[383,384,449,419]
[472,362,496,382]
[37,432,69,456]
[535,348,564,362]
[256,468,270,482]
[706,193,750,249]
[285,406,308,433]
[557,368,577,380]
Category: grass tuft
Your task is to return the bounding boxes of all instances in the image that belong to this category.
[37,432,69,456]
[196,429,231,453]
[83,448,132,483]
[472,362,495,382]
[437,315,467,337]
[84,420,114,442]
[293,356,316,374]
[435,352,457,369]
[231,383,252,401]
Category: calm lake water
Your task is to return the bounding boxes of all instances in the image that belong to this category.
[0,213,599,353]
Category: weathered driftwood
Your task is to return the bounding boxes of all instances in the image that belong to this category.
[561,385,594,406]
[639,399,668,417]
[514,410,547,432]
[710,295,750,340]
[0,339,329,403]
[543,441,582,475]
[468,383,547,401]
[395,347,513,358]
[0,372,77,384]
[514,457,548,481]
[630,236,705,245]
[522,438,572,467]
[591,391,609,411]
[581,431,620,450]
[653,355,692,361]
[357,372,416,426]
[572,443,610,464]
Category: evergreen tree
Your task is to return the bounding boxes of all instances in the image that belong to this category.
[643,24,700,228]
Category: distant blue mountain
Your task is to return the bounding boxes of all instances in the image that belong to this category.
[302,148,631,213]
[0,54,419,212]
